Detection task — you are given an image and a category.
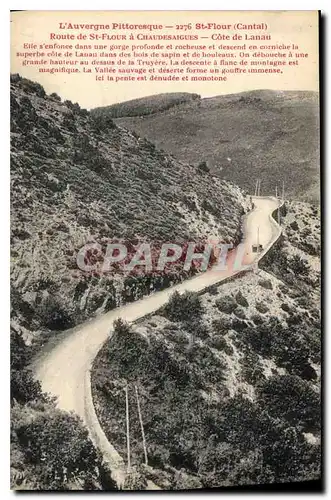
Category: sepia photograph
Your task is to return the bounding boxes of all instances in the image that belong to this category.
[10,9,321,492]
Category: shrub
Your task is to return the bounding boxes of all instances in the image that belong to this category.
[50,92,61,102]
[234,307,246,319]
[258,279,273,290]
[300,363,318,381]
[15,409,103,489]
[290,221,299,231]
[258,374,320,433]
[63,113,77,132]
[19,78,46,98]
[281,302,291,312]
[215,295,237,314]
[241,353,265,385]
[235,290,249,308]
[123,470,148,490]
[161,291,204,322]
[38,295,74,331]
[11,368,45,404]
[11,329,30,370]
[11,73,22,84]
[197,161,210,173]
[279,284,289,295]
[255,301,269,314]
[287,314,302,326]
[251,314,263,325]
[208,285,218,296]
[231,318,248,331]
[91,113,116,132]
[113,317,131,337]
[64,99,74,108]
[288,255,310,277]
[80,108,89,117]
[211,318,231,335]
[210,335,233,355]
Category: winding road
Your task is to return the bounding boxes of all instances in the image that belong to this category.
[32,196,281,487]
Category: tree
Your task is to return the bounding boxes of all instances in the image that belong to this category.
[15,409,104,489]
[11,369,46,405]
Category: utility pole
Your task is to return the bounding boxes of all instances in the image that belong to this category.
[134,385,148,466]
[278,205,281,226]
[125,384,131,472]
[282,180,285,202]
[254,179,258,196]
[275,185,278,198]
[258,179,261,196]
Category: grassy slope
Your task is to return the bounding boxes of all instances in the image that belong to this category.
[11,76,247,341]
[94,90,319,201]
[92,201,321,489]
[93,92,201,118]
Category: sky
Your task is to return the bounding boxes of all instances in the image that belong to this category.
[11,10,319,109]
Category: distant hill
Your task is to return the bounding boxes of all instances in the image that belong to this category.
[92,90,320,202]
[93,92,201,118]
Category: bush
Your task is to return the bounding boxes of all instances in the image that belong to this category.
[211,318,231,335]
[123,470,148,490]
[11,368,45,404]
[235,290,249,307]
[287,314,302,326]
[162,291,204,322]
[15,409,103,489]
[234,307,246,319]
[50,92,61,102]
[19,78,46,98]
[258,374,320,433]
[91,113,116,132]
[255,301,269,314]
[11,73,22,84]
[251,314,263,325]
[300,363,318,381]
[290,221,299,231]
[281,302,291,312]
[63,112,77,132]
[288,255,310,277]
[210,335,233,355]
[197,161,210,173]
[38,295,74,331]
[208,285,218,296]
[215,295,237,314]
[241,352,265,385]
[231,318,248,331]
[258,279,273,290]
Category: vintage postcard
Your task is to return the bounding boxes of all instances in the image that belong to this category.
[10,10,321,491]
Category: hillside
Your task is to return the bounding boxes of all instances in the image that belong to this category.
[10,74,247,343]
[96,92,201,118]
[91,200,321,490]
[93,90,320,202]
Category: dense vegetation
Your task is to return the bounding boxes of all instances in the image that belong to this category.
[92,200,320,489]
[10,74,246,341]
[102,89,319,201]
[92,282,321,489]
[10,328,117,491]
